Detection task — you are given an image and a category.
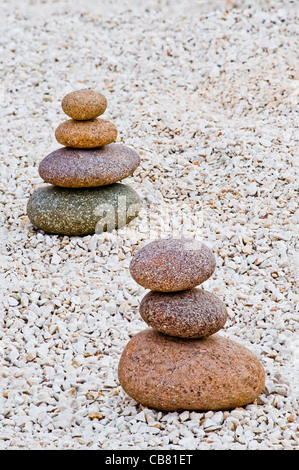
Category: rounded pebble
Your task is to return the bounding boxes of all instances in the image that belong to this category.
[38,144,140,187]
[27,183,141,236]
[61,89,107,120]
[129,238,216,292]
[55,118,117,148]
[118,329,265,411]
[139,288,228,338]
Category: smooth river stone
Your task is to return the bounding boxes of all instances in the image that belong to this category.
[118,329,265,411]
[139,288,227,338]
[129,238,216,292]
[38,144,140,188]
[27,183,141,236]
[55,118,117,148]
[61,89,107,120]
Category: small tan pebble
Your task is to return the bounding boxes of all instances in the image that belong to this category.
[62,89,107,120]
[55,118,118,148]
[242,245,252,255]
[88,411,103,420]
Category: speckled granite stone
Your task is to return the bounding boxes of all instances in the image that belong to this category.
[55,118,117,148]
[139,288,227,338]
[62,89,107,120]
[27,183,141,236]
[38,144,140,188]
[129,238,216,292]
[118,329,265,411]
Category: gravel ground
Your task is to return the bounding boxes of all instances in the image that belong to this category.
[0,0,298,450]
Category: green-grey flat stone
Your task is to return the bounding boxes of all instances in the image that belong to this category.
[27,183,141,236]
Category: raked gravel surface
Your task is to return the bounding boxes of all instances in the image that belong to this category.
[0,0,298,450]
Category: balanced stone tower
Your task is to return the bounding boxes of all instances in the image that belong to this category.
[27,89,141,236]
[118,238,265,411]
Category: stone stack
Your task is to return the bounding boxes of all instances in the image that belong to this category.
[118,238,265,411]
[27,89,141,236]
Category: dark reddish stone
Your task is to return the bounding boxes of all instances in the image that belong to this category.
[139,288,227,338]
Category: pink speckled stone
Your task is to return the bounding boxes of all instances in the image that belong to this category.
[38,144,140,188]
[139,288,227,338]
[118,329,265,411]
[129,238,216,292]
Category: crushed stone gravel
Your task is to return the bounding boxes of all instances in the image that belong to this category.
[0,0,298,450]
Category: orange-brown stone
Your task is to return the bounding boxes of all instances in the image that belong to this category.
[55,118,117,148]
[118,329,265,411]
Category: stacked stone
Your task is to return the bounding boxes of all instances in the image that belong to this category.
[27,89,141,236]
[118,238,265,412]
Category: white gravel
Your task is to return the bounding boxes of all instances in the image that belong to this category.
[0,0,298,450]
